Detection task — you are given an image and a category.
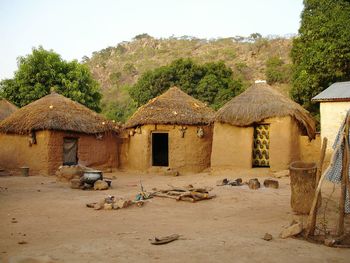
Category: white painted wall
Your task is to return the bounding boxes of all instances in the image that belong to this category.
[320,101,350,152]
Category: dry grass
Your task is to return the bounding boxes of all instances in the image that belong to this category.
[215,82,316,139]
[0,98,17,121]
[0,92,119,134]
[125,86,215,128]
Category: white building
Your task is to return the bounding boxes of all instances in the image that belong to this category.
[312,81,350,152]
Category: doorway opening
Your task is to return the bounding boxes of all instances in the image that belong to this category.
[252,124,270,167]
[63,137,78,165]
[152,133,169,166]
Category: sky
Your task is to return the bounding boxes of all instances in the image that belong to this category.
[0,0,304,80]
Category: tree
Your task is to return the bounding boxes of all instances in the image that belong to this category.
[0,47,102,112]
[265,56,291,84]
[291,0,350,114]
[129,58,243,109]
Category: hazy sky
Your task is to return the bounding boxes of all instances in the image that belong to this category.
[0,0,303,80]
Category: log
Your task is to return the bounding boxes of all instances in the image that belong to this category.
[305,137,327,237]
[337,120,349,236]
[153,193,178,199]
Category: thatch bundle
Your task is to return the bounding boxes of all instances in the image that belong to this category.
[0,92,117,134]
[0,98,17,121]
[215,82,316,139]
[125,87,215,128]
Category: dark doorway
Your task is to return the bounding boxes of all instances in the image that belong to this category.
[152,133,169,166]
[252,124,270,167]
[63,137,78,165]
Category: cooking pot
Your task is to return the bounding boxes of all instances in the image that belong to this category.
[82,170,103,185]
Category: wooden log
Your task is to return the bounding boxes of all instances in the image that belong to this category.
[337,120,349,236]
[153,193,178,199]
[305,137,327,237]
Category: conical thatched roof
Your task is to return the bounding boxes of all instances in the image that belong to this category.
[215,82,316,139]
[125,86,215,128]
[0,92,117,135]
[0,98,18,121]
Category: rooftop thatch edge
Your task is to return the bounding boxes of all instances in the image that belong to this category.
[0,98,18,121]
[215,83,316,139]
[0,92,119,135]
[125,86,215,128]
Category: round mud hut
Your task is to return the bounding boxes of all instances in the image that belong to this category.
[0,98,17,121]
[121,86,215,174]
[211,82,316,171]
[0,92,119,176]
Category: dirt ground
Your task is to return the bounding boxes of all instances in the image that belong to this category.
[0,170,349,263]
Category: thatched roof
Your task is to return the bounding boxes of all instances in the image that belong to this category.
[0,98,18,121]
[215,82,316,139]
[125,87,215,128]
[0,92,118,135]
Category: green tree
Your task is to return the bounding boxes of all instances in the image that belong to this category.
[129,58,243,109]
[265,56,291,84]
[291,0,350,114]
[0,47,102,112]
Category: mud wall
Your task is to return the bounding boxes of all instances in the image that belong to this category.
[48,131,118,175]
[211,116,304,171]
[211,123,253,170]
[120,124,213,173]
[299,134,321,163]
[0,131,50,176]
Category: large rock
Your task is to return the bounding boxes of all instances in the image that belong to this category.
[93,180,109,190]
[263,179,279,189]
[280,222,303,239]
[248,178,260,190]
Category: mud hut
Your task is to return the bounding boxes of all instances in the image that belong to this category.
[0,98,17,121]
[0,92,119,176]
[211,82,316,171]
[121,86,214,173]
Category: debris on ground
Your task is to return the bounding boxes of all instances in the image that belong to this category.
[262,233,273,241]
[69,171,112,191]
[86,195,146,211]
[263,179,279,189]
[248,178,261,190]
[280,221,303,239]
[216,178,242,186]
[17,241,28,245]
[56,164,94,182]
[93,180,109,190]
[149,234,180,245]
[152,184,215,202]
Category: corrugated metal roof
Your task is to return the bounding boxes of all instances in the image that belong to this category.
[312,81,350,101]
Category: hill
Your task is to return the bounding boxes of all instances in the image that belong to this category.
[85,34,293,122]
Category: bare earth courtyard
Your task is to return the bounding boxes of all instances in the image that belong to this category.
[0,171,349,263]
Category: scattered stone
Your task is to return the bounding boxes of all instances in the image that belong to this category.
[263,233,273,241]
[70,178,82,189]
[11,218,17,223]
[94,203,102,210]
[280,222,303,239]
[248,178,261,190]
[86,202,97,208]
[81,183,93,190]
[93,180,109,190]
[117,199,132,209]
[216,178,229,186]
[18,241,27,245]
[263,179,279,189]
[103,203,113,210]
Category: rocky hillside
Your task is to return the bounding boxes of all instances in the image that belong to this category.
[85,35,293,121]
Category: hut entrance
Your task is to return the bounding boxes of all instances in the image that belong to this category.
[152,133,169,166]
[63,137,78,165]
[252,124,270,167]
